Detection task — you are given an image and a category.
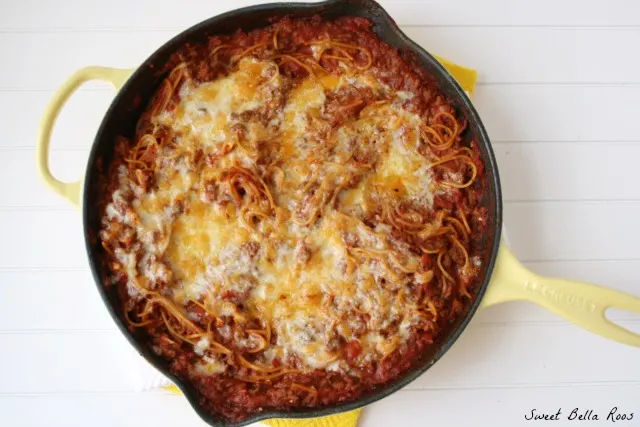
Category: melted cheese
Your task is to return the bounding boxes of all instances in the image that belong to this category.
[373,124,434,204]
[160,58,281,153]
[338,110,434,214]
[104,58,439,374]
[167,201,248,286]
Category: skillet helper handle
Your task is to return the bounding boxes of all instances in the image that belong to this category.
[482,244,640,347]
[36,66,133,208]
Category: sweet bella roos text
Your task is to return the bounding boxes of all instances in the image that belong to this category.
[525,407,634,422]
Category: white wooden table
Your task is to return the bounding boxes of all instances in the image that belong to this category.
[2,1,640,426]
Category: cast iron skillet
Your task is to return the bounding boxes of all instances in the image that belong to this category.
[35,0,640,426]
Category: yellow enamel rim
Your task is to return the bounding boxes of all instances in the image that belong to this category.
[37,65,640,398]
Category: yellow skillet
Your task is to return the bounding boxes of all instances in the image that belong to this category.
[37,65,640,347]
[36,61,640,427]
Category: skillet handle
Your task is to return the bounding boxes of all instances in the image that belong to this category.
[481,243,640,347]
[36,66,134,208]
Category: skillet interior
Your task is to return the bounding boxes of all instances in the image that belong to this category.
[82,0,502,425]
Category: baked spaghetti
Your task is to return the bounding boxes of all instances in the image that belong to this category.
[98,16,487,422]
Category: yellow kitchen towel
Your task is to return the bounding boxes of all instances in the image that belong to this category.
[434,55,478,98]
[161,55,477,427]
